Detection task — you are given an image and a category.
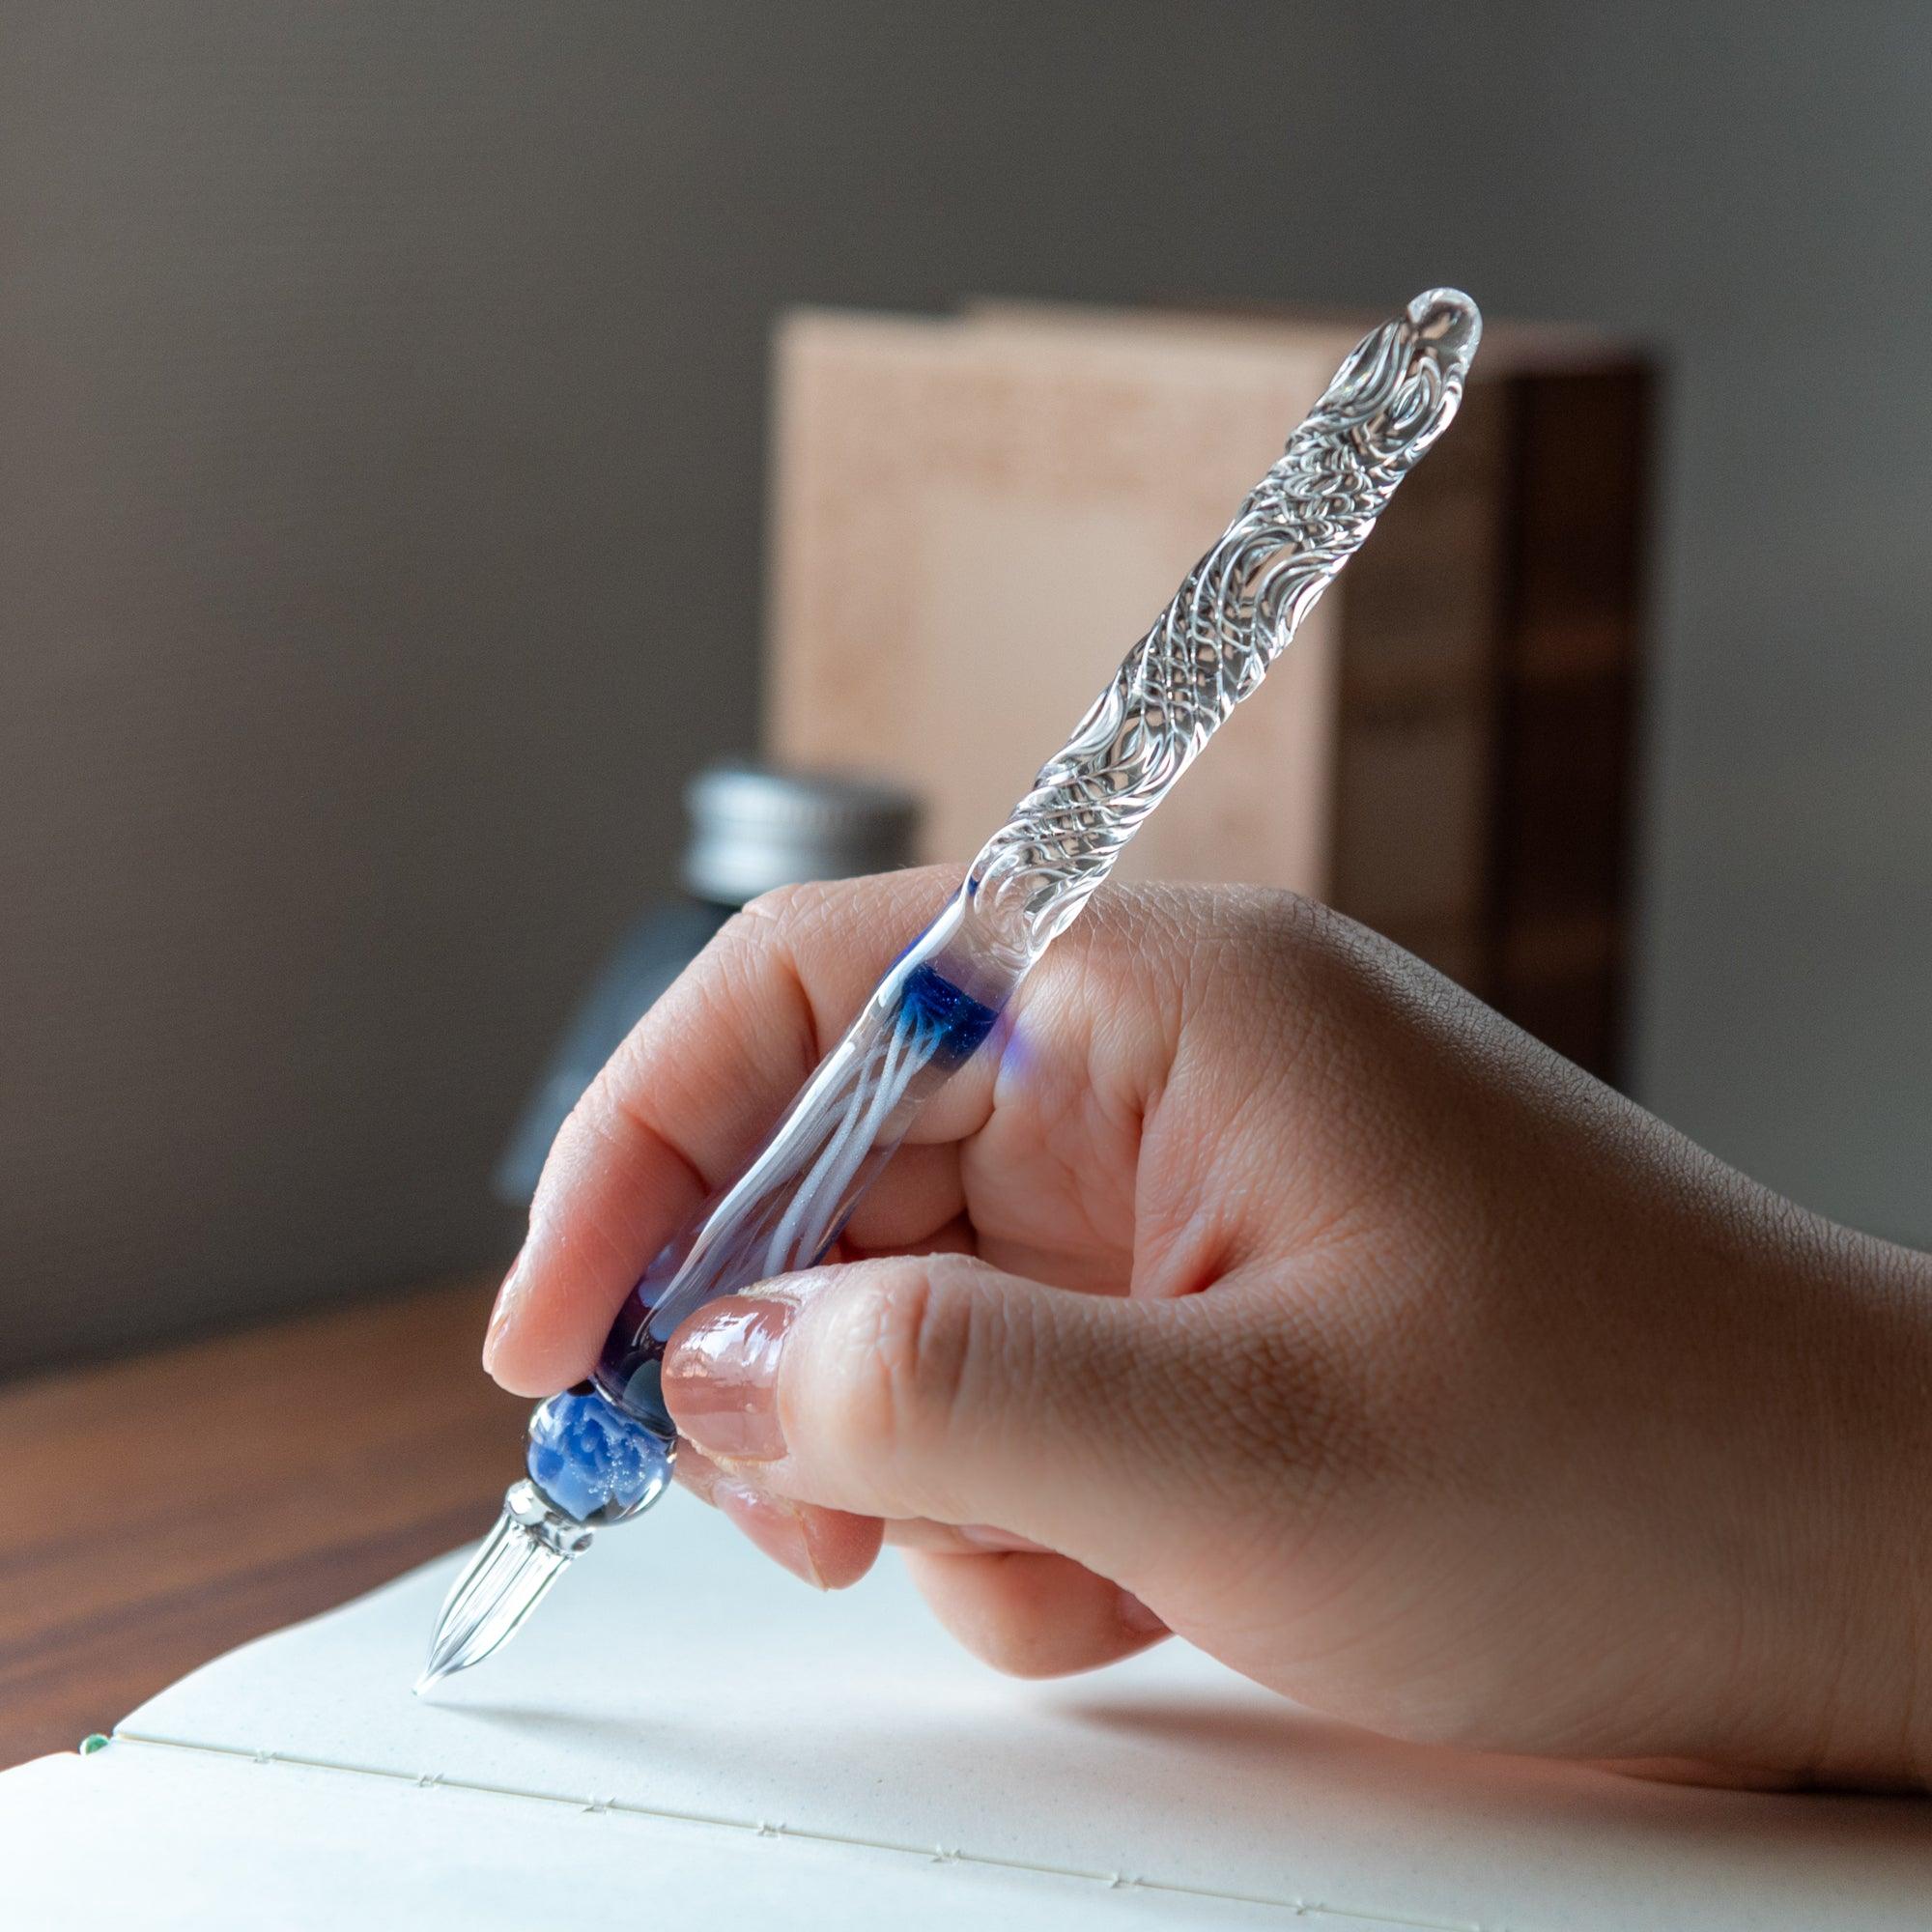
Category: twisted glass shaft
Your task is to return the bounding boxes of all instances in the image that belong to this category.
[968,287,1480,958]
[419,288,1481,1689]
[595,288,1480,1463]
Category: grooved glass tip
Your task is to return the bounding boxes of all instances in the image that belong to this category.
[416,1497,577,1691]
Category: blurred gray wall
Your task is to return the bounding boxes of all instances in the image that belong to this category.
[3,3,1928,1373]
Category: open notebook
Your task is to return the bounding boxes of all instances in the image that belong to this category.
[4,1491,1929,1929]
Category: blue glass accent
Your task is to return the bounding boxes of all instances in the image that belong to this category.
[596,1253,681,1430]
[583,967,998,1442]
[526,1384,674,1524]
[898,964,999,1067]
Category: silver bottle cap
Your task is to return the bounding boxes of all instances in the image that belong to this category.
[682,760,921,906]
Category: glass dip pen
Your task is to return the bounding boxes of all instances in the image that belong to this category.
[419,288,1482,1690]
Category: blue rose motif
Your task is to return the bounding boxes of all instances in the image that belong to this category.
[526,1386,673,1524]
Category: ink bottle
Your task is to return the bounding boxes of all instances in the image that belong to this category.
[495,760,920,1204]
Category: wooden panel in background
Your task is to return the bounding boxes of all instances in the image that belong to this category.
[766,309,1351,902]
[768,302,1652,1083]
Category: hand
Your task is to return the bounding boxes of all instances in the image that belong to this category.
[484,869,1932,1788]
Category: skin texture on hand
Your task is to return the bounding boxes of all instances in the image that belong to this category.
[485,869,1932,1790]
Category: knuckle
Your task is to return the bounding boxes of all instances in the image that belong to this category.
[820,1257,984,1468]
[732,866,961,953]
[723,867,969,1008]
[732,878,835,940]
[1221,889,1356,1009]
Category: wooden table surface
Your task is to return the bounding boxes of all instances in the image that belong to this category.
[0,1279,525,1770]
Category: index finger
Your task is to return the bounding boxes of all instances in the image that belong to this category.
[484,865,984,1396]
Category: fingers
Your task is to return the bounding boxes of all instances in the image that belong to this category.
[676,1424,1165,1677]
[675,1439,883,1591]
[902,1549,1169,1678]
[660,1254,1321,1595]
[484,867,981,1396]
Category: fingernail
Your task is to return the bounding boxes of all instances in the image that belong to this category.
[714,1479,826,1589]
[481,1248,527,1372]
[662,1294,793,1462]
[1118,1589,1168,1638]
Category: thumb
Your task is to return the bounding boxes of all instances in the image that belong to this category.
[660,1253,1299,1578]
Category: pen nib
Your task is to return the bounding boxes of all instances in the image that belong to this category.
[415,1486,588,1691]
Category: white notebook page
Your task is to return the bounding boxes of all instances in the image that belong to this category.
[6,1488,1931,1928]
